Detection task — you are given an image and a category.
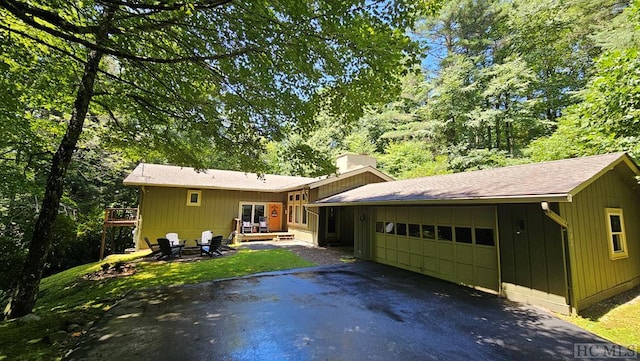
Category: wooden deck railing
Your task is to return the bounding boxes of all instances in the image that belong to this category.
[104,208,138,225]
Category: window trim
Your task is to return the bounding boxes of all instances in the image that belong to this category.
[287,190,308,228]
[605,208,629,260]
[186,190,201,206]
[239,202,267,226]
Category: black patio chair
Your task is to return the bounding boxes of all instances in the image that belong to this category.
[221,231,237,251]
[156,237,183,260]
[144,237,162,257]
[198,235,223,257]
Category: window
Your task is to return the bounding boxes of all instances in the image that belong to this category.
[408,224,421,238]
[385,222,395,234]
[187,190,201,206]
[437,226,453,241]
[287,190,308,227]
[475,228,495,246]
[239,203,266,225]
[455,227,472,244]
[376,222,385,233]
[606,208,628,259]
[422,225,436,239]
[396,223,407,236]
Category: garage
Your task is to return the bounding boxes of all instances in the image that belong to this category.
[374,206,499,292]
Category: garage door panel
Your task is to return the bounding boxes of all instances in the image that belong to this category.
[456,263,474,284]
[423,239,437,255]
[375,206,498,292]
[386,237,397,250]
[439,259,454,276]
[398,251,410,266]
[476,247,498,269]
[454,244,474,264]
[410,254,422,269]
[423,256,437,272]
[409,238,422,254]
[476,267,499,290]
[438,242,453,260]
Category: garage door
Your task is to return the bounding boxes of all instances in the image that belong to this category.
[374,206,499,292]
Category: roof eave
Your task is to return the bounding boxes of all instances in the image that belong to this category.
[122,181,299,193]
[308,166,393,189]
[567,153,640,198]
[309,194,572,207]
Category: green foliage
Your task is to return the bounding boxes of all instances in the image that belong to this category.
[378,141,450,179]
[527,1,640,161]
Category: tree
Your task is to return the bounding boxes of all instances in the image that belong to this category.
[1,0,434,318]
[527,1,640,161]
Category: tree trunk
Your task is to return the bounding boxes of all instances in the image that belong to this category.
[4,48,104,319]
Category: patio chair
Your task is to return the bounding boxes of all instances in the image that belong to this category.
[165,232,181,246]
[143,237,162,257]
[258,216,268,233]
[156,237,183,260]
[242,221,252,233]
[221,231,237,251]
[198,235,223,257]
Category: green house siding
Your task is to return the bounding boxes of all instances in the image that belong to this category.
[138,186,286,248]
[317,172,387,200]
[497,203,568,312]
[561,167,640,311]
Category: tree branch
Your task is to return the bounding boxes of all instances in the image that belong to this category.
[95,0,233,11]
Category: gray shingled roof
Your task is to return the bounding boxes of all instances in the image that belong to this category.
[123,163,317,192]
[313,152,639,206]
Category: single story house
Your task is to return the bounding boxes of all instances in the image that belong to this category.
[123,154,391,247]
[310,152,640,314]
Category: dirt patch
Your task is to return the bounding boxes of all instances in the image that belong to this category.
[83,262,137,281]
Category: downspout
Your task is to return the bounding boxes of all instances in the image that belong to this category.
[541,202,575,314]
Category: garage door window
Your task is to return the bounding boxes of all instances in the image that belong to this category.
[396,223,407,236]
[455,227,472,244]
[409,224,421,238]
[376,222,385,233]
[422,225,436,239]
[438,226,453,241]
[475,228,495,246]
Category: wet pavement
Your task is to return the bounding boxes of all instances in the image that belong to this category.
[65,262,631,361]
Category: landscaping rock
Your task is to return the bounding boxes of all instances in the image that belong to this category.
[17,313,41,323]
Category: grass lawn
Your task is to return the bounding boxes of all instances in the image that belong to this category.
[558,286,640,349]
[0,248,314,361]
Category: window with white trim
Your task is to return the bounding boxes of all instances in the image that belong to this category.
[287,190,308,227]
[606,208,628,260]
[187,190,201,206]
[240,203,266,224]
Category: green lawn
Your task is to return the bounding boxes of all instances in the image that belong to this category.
[558,286,640,348]
[0,249,314,361]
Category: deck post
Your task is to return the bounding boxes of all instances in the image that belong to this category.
[99,209,108,260]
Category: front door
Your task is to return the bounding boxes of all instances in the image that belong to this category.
[267,203,283,232]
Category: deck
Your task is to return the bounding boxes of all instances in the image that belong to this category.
[237,232,295,242]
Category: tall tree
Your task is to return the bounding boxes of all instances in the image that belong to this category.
[1,0,434,318]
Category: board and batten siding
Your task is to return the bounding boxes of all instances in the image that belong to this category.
[292,173,388,245]
[560,166,640,311]
[497,203,568,313]
[138,186,286,248]
[316,172,387,200]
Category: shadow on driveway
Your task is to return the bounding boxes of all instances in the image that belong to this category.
[65,262,634,361]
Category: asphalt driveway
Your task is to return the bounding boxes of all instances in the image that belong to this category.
[65,262,632,361]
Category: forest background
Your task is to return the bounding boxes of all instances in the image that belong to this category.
[1,0,638,310]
